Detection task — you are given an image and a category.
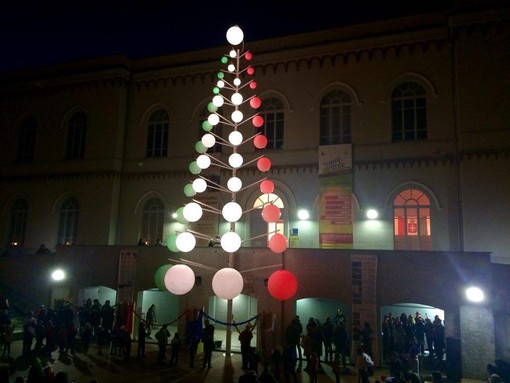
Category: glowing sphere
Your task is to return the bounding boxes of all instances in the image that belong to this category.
[231,110,243,123]
[195,140,207,154]
[250,81,257,89]
[164,265,195,295]
[229,49,237,58]
[212,95,224,107]
[233,78,241,86]
[196,154,211,169]
[226,26,244,46]
[216,80,225,88]
[247,67,254,75]
[207,102,218,113]
[192,178,207,193]
[208,114,220,125]
[221,232,242,253]
[269,234,288,253]
[250,97,261,109]
[212,268,244,299]
[257,157,271,172]
[183,202,203,222]
[222,202,242,222]
[267,270,297,300]
[231,93,243,106]
[262,204,281,223]
[229,131,243,145]
[252,115,264,127]
[229,153,244,168]
[175,207,188,224]
[201,134,216,148]
[254,135,267,149]
[189,161,201,174]
[51,269,65,281]
[184,183,196,197]
[175,232,196,252]
[154,264,172,291]
[245,52,252,60]
[202,120,213,132]
[227,176,242,192]
[260,179,274,194]
[166,233,179,252]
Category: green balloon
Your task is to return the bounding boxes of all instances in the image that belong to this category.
[221,57,228,64]
[154,264,172,290]
[217,71,225,79]
[213,87,220,94]
[166,233,179,252]
[184,183,196,197]
[207,102,217,113]
[176,207,188,224]
[195,141,207,154]
[189,161,201,175]
[202,120,213,132]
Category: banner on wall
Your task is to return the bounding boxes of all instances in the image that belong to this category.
[318,144,353,248]
[117,249,138,304]
[351,254,378,363]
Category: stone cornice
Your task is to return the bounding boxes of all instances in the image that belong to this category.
[1,148,508,183]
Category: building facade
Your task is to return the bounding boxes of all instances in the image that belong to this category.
[0,3,509,380]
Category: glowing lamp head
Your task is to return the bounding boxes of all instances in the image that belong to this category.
[229,131,243,146]
[175,232,196,252]
[196,154,211,169]
[231,110,243,123]
[183,183,196,197]
[257,157,271,172]
[201,134,216,148]
[227,176,242,192]
[192,178,207,193]
[252,115,264,127]
[222,202,242,222]
[154,264,172,291]
[221,232,242,253]
[208,114,220,126]
[250,97,261,109]
[226,26,244,45]
[164,264,195,295]
[254,135,268,149]
[51,269,65,282]
[212,267,244,299]
[231,92,243,105]
[268,233,288,253]
[260,179,274,194]
[366,209,378,219]
[262,204,281,223]
[183,202,203,222]
[267,270,297,300]
[212,95,224,107]
[229,153,244,168]
[166,233,179,252]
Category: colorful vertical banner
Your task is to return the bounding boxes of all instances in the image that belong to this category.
[351,254,378,363]
[318,144,353,248]
[117,249,138,304]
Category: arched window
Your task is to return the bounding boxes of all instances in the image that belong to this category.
[146,109,169,157]
[200,107,222,154]
[391,82,427,142]
[141,197,164,246]
[66,112,87,159]
[58,197,79,245]
[252,193,285,246]
[17,117,37,163]
[393,189,431,250]
[8,199,27,246]
[259,98,284,149]
[320,90,352,145]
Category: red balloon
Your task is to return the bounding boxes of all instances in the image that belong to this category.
[245,52,253,60]
[250,97,261,109]
[257,157,271,172]
[252,115,264,127]
[260,179,274,194]
[267,270,297,300]
[254,135,267,149]
[268,233,288,253]
[247,67,255,75]
[262,204,281,223]
[250,81,257,89]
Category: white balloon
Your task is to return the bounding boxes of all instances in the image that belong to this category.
[228,153,243,168]
[221,232,242,252]
[175,232,196,252]
[227,177,242,192]
[183,202,203,222]
[226,26,244,46]
[212,268,244,299]
[222,202,242,222]
[229,131,243,146]
[196,154,211,169]
[192,178,207,193]
[164,265,195,295]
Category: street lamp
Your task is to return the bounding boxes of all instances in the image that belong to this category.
[465,286,485,303]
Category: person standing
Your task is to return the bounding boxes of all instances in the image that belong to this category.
[155,324,170,364]
[235,319,258,370]
[137,320,146,359]
[146,304,157,339]
[169,332,182,366]
[354,347,372,383]
[202,319,215,368]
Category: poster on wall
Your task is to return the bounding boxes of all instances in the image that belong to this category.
[117,249,138,304]
[318,144,353,249]
[351,254,378,363]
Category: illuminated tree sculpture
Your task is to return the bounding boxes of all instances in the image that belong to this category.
[162,25,297,354]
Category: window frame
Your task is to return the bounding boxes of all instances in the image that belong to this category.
[259,97,284,149]
[320,90,352,146]
[146,109,169,158]
[17,117,37,163]
[391,82,427,142]
[65,112,87,159]
[141,197,165,246]
[393,188,431,251]
[8,199,28,246]
[57,197,79,245]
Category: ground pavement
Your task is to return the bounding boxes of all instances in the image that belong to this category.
[0,339,485,383]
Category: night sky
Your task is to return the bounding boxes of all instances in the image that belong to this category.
[0,1,453,73]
